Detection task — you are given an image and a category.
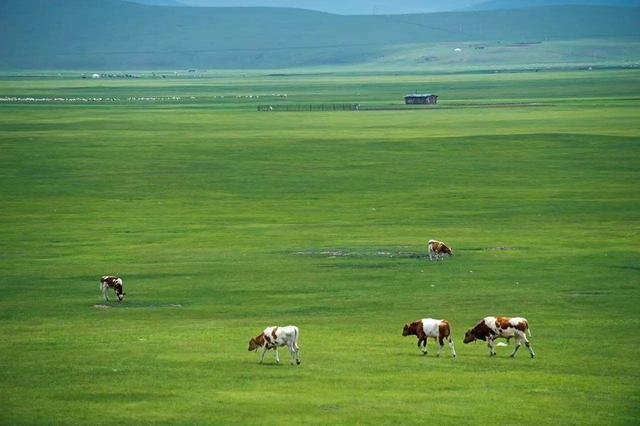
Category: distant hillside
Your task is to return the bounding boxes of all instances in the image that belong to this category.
[128,0,640,14]
[128,0,184,5]
[125,0,186,6]
[1,0,639,69]
[470,0,640,10]
[174,1,484,15]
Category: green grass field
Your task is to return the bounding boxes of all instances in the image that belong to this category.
[1,69,639,424]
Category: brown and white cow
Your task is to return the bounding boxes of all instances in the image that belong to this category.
[428,240,453,260]
[100,276,125,302]
[463,316,535,358]
[403,318,456,357]
[248,325,301,365]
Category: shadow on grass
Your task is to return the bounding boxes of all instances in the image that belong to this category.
[248,361,301,367]
[91,302,184,309]
[394,350,458,358]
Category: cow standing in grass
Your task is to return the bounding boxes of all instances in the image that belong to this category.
[402,318,456,357]
[463,316,535,358]
[248,325,301,365]
[428,240,453,260]
[100,276,125,302]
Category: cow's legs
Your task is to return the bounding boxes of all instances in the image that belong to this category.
[101,284,108,302]
[488,338,496,356]
[510,335,522,358]
[287,344,295,365]
[428,244,436,261]
[259,346,267,364]
[448,337,457,358]
[437,337,444,357]
[273,347,280,364]
[288,344,300,365]
[523,335,535,358]
[291,343,301,365]
[419,337,428,355]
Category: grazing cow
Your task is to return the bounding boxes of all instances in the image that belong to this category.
[463,316,535,358]
[248,325,301,365]
[428,240,453,260]
[100,276,125,302]
[402,318,456,357]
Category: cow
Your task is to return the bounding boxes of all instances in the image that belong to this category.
[428,240,453,260]
[248,325,301,365]
[402,318,456,357]
[463,316,535,358]
[100,276,125,302]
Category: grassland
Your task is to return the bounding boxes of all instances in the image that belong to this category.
[0,69,639,424]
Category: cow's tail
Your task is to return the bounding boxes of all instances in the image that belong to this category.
[294,326,299,346]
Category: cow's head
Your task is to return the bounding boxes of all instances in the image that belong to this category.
[463,328,476,344]
[402,323,411,336]
[403,322,420,337]
[114,282,125,301]
[445,246,453,256]
[248,337,259,352]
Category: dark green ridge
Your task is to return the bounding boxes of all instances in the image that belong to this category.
[1,0,639,69]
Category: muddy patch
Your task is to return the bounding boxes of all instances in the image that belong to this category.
[319,404,342,412]
[319,263,395,269]
[464,247,517,251]
[293,247,515,259]
[294,249,428,259]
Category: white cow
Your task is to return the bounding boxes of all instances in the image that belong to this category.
[248,325,301,365]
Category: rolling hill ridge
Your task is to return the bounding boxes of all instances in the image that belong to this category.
[1,0,639,69]
[469,0,640,10]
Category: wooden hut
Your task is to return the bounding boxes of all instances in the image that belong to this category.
[404,93,438,104]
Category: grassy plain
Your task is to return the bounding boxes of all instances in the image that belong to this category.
[0,69,639,424]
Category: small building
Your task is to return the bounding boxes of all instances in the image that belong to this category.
[404,93,438,105]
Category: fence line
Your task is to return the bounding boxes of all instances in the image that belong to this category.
[257,104,360,112]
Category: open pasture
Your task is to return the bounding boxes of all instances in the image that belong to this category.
[0,69,639,424]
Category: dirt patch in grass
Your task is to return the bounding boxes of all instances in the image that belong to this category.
[319,263,395,269]
[93,304,111,309]
[464,247,518,251]
[293,247,516,259]
[293,249,428,259]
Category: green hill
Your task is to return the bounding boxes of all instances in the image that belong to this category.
[1,0,638,69]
